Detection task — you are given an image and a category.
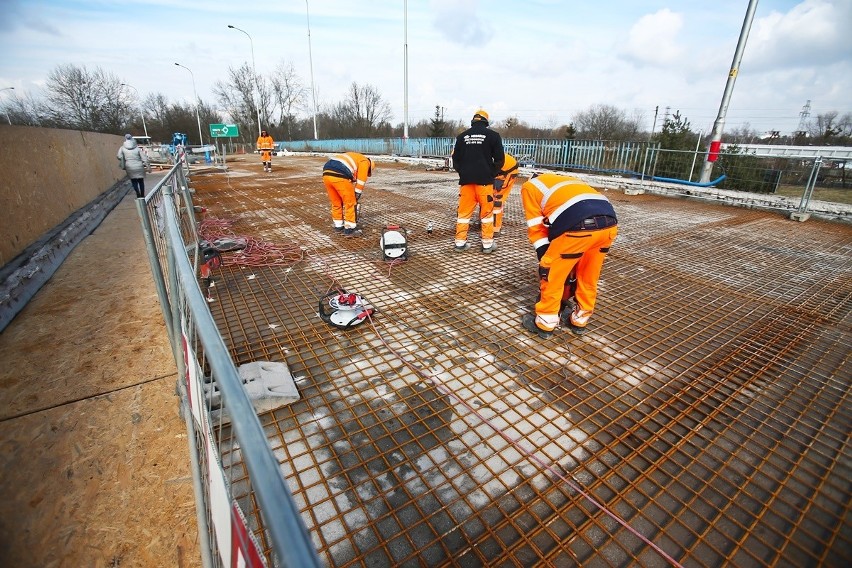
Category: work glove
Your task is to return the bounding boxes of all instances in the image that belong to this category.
[535,243,549,261]
[538,265,549,282]
[493,178,504,190]
[356,192,362,202]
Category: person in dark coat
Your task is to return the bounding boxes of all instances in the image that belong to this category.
[451,109,505,253]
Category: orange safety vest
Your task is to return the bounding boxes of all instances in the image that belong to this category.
[322,152,373,197]
[520,173,617,251]
[496,153,518,184]
[256,135,274,151]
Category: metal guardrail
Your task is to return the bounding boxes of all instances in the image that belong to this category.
[279,137,851,216]
[135,156,322,567]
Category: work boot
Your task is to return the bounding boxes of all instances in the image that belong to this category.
[521,314,553,339]
[454,242,470,252]
[344,228,362,238]
[333,226,345,234]
[481,243,496,254]
[567,307,592,335]
[568,324,587,336]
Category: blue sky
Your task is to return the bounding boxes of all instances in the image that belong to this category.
[1,0,850,136]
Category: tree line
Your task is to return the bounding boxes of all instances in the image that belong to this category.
[3,63,850,148]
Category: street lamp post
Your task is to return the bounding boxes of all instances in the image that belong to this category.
[174,63,205,147]
[403,0,409,139]
[228,25,263,138]
[699,0,759,183]
[304,0,319,139]
[121,83,148,138]
[1,87,15,125]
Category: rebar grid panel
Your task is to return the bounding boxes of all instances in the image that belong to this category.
[188,155,851,567]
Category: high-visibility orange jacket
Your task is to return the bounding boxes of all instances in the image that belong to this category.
[496,153,518,185]
[256,135,274,151]
[322,152,373,198]
[521,173,617,256]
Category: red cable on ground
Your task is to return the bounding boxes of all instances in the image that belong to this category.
[199,216,304,267]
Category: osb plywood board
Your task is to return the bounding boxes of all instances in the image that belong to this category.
[0,125,128,265]
[0,191,176,420]
[0,192,200,566]
[0,382,199,567]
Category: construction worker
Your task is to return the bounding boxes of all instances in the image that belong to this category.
[493,152,519,236]
[520,173,618,338]
[451,109,505,253]
[322,152,375,237]
[256,130,275,172]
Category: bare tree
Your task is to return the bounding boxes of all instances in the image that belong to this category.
[44,64,132,133]
[214,63,266,141]
[726,122,761,144]
[808,111,852,144]
[329,82,392,138]
[572,104,642,141]
[1,90,47,126]
[143,93,170,127]
[271,62,307,140]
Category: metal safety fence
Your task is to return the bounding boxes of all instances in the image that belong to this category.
[134,157,322,567]
[279,137,851,215]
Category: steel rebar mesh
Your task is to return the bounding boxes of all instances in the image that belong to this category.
[189,155,850,567]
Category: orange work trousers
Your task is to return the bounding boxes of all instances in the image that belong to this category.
[323,175,358,229]
[260,150,272,164]
[535,225,618,331]
[455,183,494,247]
[493,175,517,233]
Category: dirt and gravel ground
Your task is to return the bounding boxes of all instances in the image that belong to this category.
[0,187,200,567]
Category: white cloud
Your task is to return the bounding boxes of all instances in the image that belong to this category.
[429,0,494,47]
[748,0,852,69]
[0,0,849,136]
[621,9,684,67]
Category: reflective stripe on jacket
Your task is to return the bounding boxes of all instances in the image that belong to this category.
[520,173,617,251]
[256,135,275,150]
[323,152,372,195]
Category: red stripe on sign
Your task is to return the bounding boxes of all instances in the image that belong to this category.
[231,502,265,567]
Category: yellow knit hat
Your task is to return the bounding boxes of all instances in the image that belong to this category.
[472,109,489,122]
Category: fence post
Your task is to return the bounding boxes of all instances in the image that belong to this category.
[797,157,823,214]
[134,197,174,350]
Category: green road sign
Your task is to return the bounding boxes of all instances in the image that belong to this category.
[210,123,240,138]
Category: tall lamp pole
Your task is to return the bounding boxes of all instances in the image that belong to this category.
[403,0,409,139]
[1,87,14,125]
[174,62,205,147]
[120,83,148,138]
[699,0,759,183]
[228,24,263,138]
[304,0,319,139]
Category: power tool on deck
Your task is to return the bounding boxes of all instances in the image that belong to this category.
[318,290,375,329]
[380,224,408,261]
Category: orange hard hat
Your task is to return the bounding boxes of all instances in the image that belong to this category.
[472,109,489,122]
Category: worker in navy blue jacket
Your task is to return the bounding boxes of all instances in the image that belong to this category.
[451,109,505,253]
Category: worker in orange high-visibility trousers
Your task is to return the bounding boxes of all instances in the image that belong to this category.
[451,109,505,253]
[493,152,519,236]
[322,152,375,237]
[520,173,618,338]
[256,130,275,172]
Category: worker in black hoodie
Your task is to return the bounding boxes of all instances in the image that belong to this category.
[451,109,505,253]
